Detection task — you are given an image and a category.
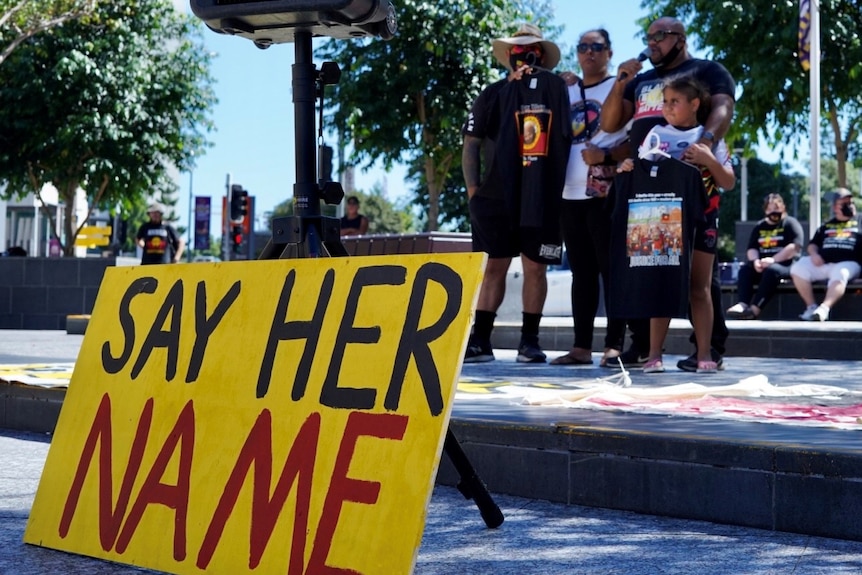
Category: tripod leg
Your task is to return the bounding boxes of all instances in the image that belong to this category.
[443,428,504,528]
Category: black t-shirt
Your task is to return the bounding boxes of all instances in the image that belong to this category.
[341,214,364,230]
[747,215,804,260]
[462,79,508,201]
[487,71,572,228]
[608,158,707,319]
[136,221,180,265]
[624,58,736,155]
[810,217,862,263]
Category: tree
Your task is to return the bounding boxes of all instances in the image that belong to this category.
[0,0,98,66]
[360,188,416,234]
[318,0,558,231]
[640,0,862,189]
[0,0,215,255]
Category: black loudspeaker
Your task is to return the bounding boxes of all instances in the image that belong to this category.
[189,0,397,46]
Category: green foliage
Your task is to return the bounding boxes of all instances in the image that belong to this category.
[0,0,99,65]
[318,0,559,230]
[639,0,862,183]
[355,189,413,234]
[0,0,216,255]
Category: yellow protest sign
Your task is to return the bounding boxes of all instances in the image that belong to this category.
[25,253,485,575]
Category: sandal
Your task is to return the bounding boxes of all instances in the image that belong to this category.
[599,350,622,368]
[550,352,593,366]
[697,360,718,373]
[643,358,664,373]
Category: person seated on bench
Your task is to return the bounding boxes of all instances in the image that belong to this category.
[791,188,862,321]
[726,193,803,319]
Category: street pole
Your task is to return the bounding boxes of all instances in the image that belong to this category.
[734,149,749,221]
[187,169,194,262]
[808,0,821,236]
[224,173,231,262]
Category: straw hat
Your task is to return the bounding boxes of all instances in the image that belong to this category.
[492,22,561,71]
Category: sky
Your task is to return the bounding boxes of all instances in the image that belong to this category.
[171,1,790,241]
[171,0,662,238]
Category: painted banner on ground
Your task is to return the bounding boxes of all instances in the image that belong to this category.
[24,253,485,575]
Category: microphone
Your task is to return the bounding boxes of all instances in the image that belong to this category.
[523,52,552,74]
[619,48,651,80]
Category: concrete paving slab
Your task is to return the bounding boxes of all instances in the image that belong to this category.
[3,329,862,543]
[3,429,862,575]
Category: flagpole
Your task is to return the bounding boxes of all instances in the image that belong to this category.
[808,0,821,236]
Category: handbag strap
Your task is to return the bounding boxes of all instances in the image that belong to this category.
[578,80,592,140]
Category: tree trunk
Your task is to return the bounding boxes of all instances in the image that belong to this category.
[424,155,440,232]
[827,106,848,189]
[62,186,77,257]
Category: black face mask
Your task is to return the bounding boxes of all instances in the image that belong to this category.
[654,40,683,69]
[766,212,782,223]
[510,51,540,73]
[841,203,856,218]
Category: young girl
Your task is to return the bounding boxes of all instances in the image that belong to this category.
[620,77,735,373]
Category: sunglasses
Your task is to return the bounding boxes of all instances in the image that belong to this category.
[577,42,607,53]
[644,30,681,44]
[510,44,542,55]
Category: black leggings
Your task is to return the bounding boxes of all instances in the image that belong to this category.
[559,198,626,351]
[737,261,793,310]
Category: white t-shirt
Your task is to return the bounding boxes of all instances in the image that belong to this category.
[562,77,629,201]
[638,124,731,167]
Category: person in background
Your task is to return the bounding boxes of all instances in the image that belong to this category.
[136,202,184,265]
[791,188,862,321]
[726,193,803,319]
[551,28,627,368]
[340,195,369,236]
[461,22,571,364]
[601,15,736,372]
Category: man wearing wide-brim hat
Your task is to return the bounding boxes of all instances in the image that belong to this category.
[491,22,561,74]
[136,201,185,264]
[461,22,571,365]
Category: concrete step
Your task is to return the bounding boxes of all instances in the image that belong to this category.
[492,317,862,360]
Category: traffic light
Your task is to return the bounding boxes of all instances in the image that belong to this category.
[231,224,243,254]
[229,184,248,223]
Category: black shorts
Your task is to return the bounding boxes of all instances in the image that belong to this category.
[469,195,562,264]
[693,212,718,254]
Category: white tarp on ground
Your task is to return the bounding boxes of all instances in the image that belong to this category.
[457,373,862,430]
[5,362,862,429]
[0,363,75,387]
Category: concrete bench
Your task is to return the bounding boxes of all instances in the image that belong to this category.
[720,277,862,321]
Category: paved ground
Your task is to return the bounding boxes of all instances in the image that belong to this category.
[3,330,862,573]
[3,429,862,575]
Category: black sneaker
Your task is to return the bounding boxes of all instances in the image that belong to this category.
[677,349,725,372]
[516,338,546,363]
[616,346,649,368]
[464,338,494,363]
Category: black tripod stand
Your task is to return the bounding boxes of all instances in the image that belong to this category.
[259,29,502,529]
